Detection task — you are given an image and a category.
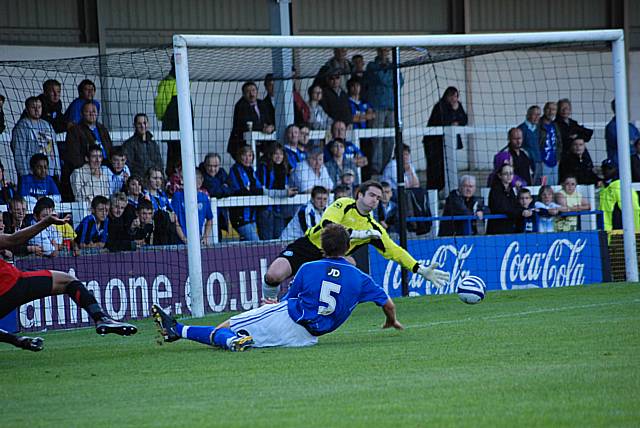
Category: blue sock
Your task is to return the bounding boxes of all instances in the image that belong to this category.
[180,323,217,346]
[212,327,236,349]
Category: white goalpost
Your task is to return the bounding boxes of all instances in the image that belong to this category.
[173,30,636,317]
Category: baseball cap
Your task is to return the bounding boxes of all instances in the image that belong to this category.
[342,168,355,177]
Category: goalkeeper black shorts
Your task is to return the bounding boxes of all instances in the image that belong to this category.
[278,236,324,277]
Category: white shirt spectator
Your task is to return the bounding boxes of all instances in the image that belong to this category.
[292,157,334,193]
[29,225,61,256]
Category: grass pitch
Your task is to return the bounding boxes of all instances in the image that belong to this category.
[1,283,639,427]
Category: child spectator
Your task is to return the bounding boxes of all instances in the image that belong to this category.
[280,186,328,240]
[373,181,398,233]
[172,168,213,245]
[0,159,16,205]
[106,192,134,252]
[128,199,156,247]
[75,195,110,249]
[166,160,183,197]
[347,77,374,129]
[534,185,561,233]
[227,146,262,241]
[19,153,61,204]
[0,214,12,261]
[122,175,147,228]
[64,79,101,126]
[108,146,130,195]
[516,188,536,232]
[2,196,40,256]
[325,138,357,186]
[333,184,352,199]
[28,197,62,257]
[256,143,297,240]
[145,167,171,213]
[559,138,602,186]
[555,175,590,232]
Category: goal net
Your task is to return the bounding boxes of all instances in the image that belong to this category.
[0,30,633,331]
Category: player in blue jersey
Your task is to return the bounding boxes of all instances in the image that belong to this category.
[151,223,403,351]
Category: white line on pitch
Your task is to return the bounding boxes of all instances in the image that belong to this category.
[367,299,640,333]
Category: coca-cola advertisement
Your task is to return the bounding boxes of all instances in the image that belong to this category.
[370,231,610,297]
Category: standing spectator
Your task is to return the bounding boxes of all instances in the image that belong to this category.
[516,188,537,233]
[495,128,533,185]
[280,186,329,240]
[263,74,276,124]
[423,86,468,191]
[122,113,163,178]
[75,195,109,250]
[70,145,112,205]
[373,181,398,233]
[283,124,307,171]
[64,79,100,126]
[292,149,334,194]
[486,164,526,235]
[154,55,184,177]
[325,121,368,168]
[351,54,368,99]
[307,84,332,131]
[315,48,352,90]
[518,105,542,183]
[555,98,593,157]
[605,99,640,165]
[559,138,601,186]
[320,70,352,126]
[227,81,275,160]
[534,185,561,233]
[365,47,402,174]
[38,79,67,133]
[11,96,61,181]
[63,101,112,200]
[538,101,562,185]
[555,175,590,232]
[599,159,640,231]
[19,153,61,204]
[0,160,16,205]
[438,175,485,237]
[325,138,357,186]
[382,144,420,190]
[256,143,296,240]
[172,168,213,245]
[28,197,62,257]
[227,146,262,241]
[105,192,134,252]
[107,146,130,195]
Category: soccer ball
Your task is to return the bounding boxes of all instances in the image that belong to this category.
[457,275,486,304]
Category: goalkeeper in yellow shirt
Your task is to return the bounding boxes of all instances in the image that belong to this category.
[262,180,449,301]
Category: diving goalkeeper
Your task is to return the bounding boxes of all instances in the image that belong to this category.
[262,180,449,301]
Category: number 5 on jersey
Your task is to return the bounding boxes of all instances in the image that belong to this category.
[318,280,341,315]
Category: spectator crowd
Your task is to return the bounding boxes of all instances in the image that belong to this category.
[0,48,639,260]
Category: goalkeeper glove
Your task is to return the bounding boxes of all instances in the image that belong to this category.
[350,229,382,240]
[417,262,449,289]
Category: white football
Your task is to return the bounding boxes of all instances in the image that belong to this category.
[457,275,486,304]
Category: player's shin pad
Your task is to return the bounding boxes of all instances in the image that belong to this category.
[261,280,280,301]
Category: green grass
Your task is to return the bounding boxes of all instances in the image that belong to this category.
[2,283,639,427]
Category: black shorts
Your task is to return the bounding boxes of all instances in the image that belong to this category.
[0,272,53,319]
[278,236,324,276]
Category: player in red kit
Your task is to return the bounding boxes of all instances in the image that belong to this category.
[0,212,137,352]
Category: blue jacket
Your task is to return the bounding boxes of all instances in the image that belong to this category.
[364,57,403,110]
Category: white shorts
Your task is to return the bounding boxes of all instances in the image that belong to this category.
[229,301,318,348]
